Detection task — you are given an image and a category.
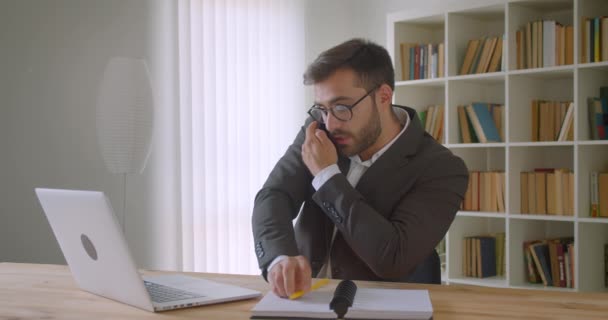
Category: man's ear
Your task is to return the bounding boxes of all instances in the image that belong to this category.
[376,83,393,108]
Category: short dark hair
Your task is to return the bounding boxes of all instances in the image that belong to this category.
[303,38,395,91]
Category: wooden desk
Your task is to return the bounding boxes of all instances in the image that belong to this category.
[2,263,608,319]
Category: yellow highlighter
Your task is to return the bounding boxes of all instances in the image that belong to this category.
[288,278,330,300]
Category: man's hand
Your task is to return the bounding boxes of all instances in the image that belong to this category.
[268,255,312,298]
[302,121,338,176]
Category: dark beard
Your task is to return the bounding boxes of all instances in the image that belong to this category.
[335,101,382,157]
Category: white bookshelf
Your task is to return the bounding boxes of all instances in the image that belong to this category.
[388,0,608,292]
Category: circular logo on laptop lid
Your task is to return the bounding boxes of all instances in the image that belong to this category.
[81,234,98,261]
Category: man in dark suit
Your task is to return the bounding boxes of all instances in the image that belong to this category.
[252,38,468,298]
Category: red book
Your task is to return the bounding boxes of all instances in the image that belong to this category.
[556,243,566,287]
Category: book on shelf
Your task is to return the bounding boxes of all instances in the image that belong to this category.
[460,39,480,75]
[469,38,485,74]
[589,171,608,218]
[399,42,443,81]
[599,173,608,217]
[463,171,481,211]
[476,36,496,74]
[464,103,502,143]
[438,43,445,78]
[418,105,444,142]
[250,280,433,320]
[528,171,537,214]
[605,243,608,288]
[457,105,480,143]
[581,16,608,63]
[525,238,574,288]
[568,242,575,288]
[565,25,574,65]
[564,249,571,289]
[530,242,552,286]
[523,241,542,284]
[521,172,529,214]
[531,100,574,141]
[588,94,608,140]
[516,19,573,69]
[534,20,545,68]
[496,172,505,213]
[459,35,503,75]
[462,171,505,212]
[463,234,504,278]
[478,237,497,278]
[432,105,444,141]
[487,35,504,73]
[535,171,547,214]
[495,232,506,276]
[588,98,604,139]
[603,17,608,62]
[591,171,599,217]
[556,102,574,141]
[543,20,556,67]
[548,240,567,287]
[520,169,573,216]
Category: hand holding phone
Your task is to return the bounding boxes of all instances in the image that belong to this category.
[302,121,337,176]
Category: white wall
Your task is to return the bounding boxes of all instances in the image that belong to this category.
[0,0,181,271]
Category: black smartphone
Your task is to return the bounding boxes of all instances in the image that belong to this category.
[318,122,328,133]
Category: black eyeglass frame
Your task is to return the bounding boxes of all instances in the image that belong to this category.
[307,86,379,123]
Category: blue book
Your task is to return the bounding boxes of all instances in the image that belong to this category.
[531,243,553,286]
[472,103,502,142]
[409,47,415,80]
[601,98,608,140]
[594,17,600,62]
[479,237,497,278]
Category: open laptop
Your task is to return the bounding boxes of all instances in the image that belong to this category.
[35,188,261,312]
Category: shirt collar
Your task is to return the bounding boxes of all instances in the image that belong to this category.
[350,107,411,167]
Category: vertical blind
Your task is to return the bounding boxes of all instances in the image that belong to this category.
[178,0,305,274]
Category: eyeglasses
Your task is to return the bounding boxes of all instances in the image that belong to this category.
[307,86,378,124]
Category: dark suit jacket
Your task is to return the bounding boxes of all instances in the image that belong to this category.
[252,105,468,282]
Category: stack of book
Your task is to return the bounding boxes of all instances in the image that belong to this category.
[530,100,574,142]
[462,171,505,213]
[520,168,574,216]
[581,16,608,63]
[418,105,444,142]
[457,103,503,143]
[515,20,574,69]
[590,172,608,218]
[462,233,505,278]
[588,86,608,140]
[459,36,504,75]
[523,238,574,288]
[399,42,444,80]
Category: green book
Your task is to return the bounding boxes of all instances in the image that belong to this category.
[418,110,427,129]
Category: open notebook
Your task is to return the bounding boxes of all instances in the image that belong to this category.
[251,285,433,320]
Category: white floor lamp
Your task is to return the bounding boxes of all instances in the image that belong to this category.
[96,57,154,233]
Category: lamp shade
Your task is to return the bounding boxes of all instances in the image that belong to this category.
[96,57,154,174]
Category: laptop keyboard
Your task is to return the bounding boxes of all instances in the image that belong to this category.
[144,281,205,303]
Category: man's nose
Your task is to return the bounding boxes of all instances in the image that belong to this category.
[324,111,341,132]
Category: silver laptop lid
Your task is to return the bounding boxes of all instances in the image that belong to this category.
[35,188,155,311]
